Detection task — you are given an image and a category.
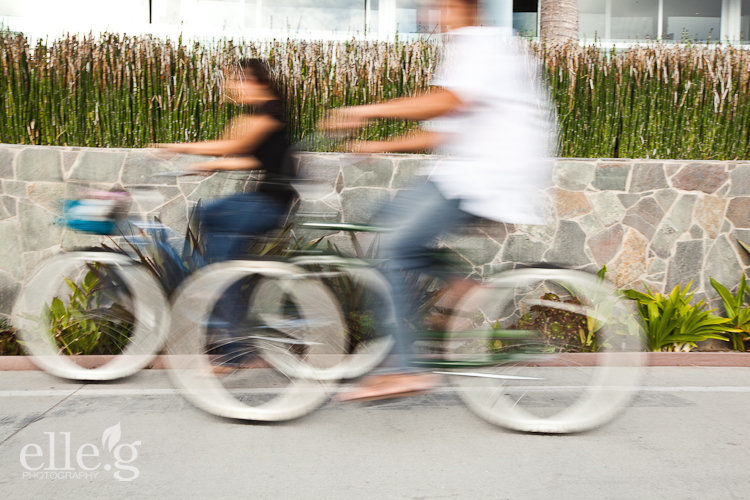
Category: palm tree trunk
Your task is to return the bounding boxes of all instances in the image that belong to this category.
[540,0,579,43]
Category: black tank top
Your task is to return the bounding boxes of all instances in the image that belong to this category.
[243,100,296,206]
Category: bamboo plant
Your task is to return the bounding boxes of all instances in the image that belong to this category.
[0,31,747,159]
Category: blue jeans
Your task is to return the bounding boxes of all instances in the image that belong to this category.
[200,192,287,263]
[376,180,472,372]
[200,193,287,343]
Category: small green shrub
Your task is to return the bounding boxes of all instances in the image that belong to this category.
[307,236,382,353]
[0,317,21,355]
[45,267,134,355]
[710,276,750,351]
[623,283,735,352]
[514,293,598,353]
[491,267,608,354]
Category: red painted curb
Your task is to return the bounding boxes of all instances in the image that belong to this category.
[0,355,167,371]
[1,352,750,371]
[645,352,750,367]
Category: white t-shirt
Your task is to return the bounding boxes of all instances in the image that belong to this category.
[424,26,555,225]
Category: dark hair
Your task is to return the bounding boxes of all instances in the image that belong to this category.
[236,58,283,100]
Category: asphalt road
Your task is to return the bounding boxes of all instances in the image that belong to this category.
[1,368,750,499]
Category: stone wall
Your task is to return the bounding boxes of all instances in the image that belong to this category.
[0,144,748,315]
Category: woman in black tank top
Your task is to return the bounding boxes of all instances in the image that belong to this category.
[156,58,297,263]
[154,59,298,363]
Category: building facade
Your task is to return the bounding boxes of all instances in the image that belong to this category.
[1,0,749,43]
[576,0,750,43]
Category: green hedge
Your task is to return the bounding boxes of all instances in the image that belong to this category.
[1,32,748,159]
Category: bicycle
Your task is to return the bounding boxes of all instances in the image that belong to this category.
[168,219,646,433]
[165,222,398,422]
[11,184,176,380]
[11,176,394,420]
[12,167,646,433]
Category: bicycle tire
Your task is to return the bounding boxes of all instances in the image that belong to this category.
[445,266,645,433]
[280,255,395,380]
[165,260,347,421]
[12,251,170,381]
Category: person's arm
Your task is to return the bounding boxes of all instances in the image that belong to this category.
[189,156,262,172]
[323,88,463,130]
[357,89,463,121]
[348,130,444,154]
[155,114,282,157]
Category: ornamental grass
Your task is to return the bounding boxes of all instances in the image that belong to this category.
[0,31,747,159]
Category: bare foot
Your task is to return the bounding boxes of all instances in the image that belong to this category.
[336,373,440,402]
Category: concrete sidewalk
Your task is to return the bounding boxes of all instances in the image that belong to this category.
[1,369,750,498]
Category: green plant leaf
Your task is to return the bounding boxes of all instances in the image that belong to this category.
[710,277,738,313]
[596,265,607,281]
[625,281,739,351]
[49,297,66,319]
[84,269,99,290]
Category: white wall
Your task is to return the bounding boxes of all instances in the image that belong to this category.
[0,0,150,37]
[0,0,381,40]
[1,0,747,43]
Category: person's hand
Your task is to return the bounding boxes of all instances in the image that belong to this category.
[150,143,185,159]
[320,107,370,132]
[151,143,179,150]
[187,161,219,174]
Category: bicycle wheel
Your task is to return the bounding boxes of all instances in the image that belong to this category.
[12,251,169,381]
[277,256,395,380]
[166,260,347,422]
[444,267,645,433]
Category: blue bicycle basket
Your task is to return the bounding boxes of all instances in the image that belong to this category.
[61,199,118,235]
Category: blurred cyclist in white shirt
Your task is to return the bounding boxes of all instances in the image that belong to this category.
[324,0,555,400]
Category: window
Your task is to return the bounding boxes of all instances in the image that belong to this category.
[513,0,537,37]
[153,0,370,33]
[395,0,439,34]
[261,0,365,33]
[662,0,722,41]
[611,0,658,40]
[578,0,729,42]
[579,0,606,40]
[368,0,379,34]
[742,0,750,41]
[155,0,254,30]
